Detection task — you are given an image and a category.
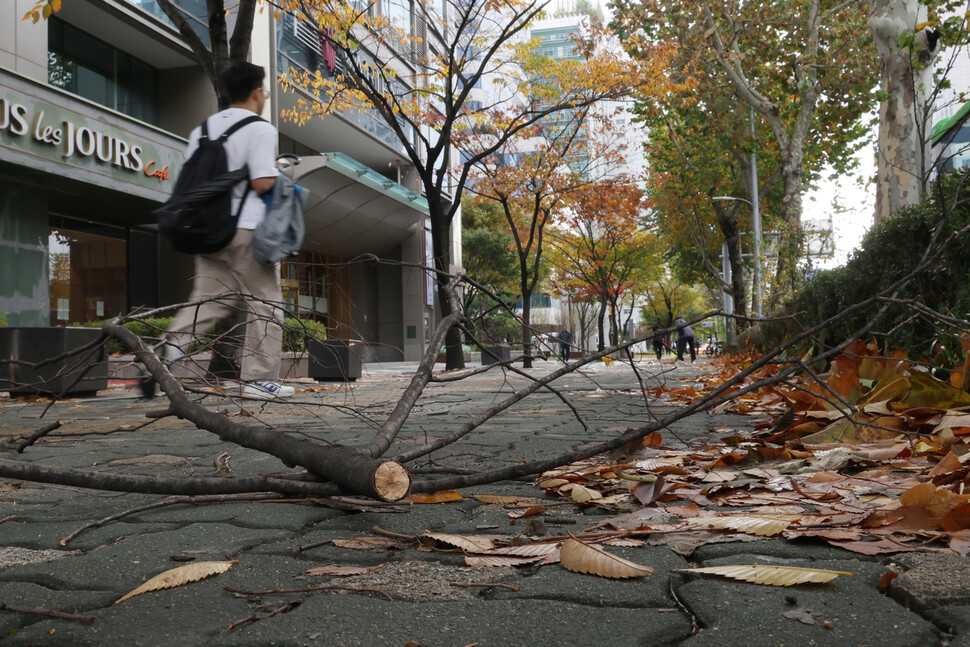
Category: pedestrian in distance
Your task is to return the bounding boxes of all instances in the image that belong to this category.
[558,326,573,362]
[675,316,696,362]
[651,319,666,360]
[159,62,294,400]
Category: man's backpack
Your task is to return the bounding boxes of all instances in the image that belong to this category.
[155,115,263,254]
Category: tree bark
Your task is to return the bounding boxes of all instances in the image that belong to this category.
[868,0,938,224]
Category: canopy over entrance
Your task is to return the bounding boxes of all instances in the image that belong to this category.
[293,153,429,258]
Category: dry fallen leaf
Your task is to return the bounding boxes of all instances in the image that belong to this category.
[405,491,464,504]
[115,561,235,603]
[465,554,543,567]
[686,515,801,537]
[559,483,602,503]
[422,532,498,552]
[679,564,853,586]
[332,537,410,551]
[559,538,654,579]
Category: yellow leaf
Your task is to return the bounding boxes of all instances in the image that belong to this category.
[51,0,62,12]
[42,3,52,19]
[559,538,654,579]
[559,483,602,503]
[115,561,235,604]
[404,490,464,504]
[679,564,854,586]
[686,515,801,537]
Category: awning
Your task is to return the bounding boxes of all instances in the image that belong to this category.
[293,152,429,258]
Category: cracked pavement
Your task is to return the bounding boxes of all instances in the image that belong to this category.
[0,358,968,646]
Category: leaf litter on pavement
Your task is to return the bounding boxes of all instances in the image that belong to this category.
[318,341,970,591]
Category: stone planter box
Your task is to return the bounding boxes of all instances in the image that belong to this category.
[481,345,511,366]
[309,339,362,381]
[0,327,108,395]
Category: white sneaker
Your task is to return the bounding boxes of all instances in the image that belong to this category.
[241,381,295,400]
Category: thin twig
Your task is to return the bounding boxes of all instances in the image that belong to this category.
[14,421,64,453]
[0,602,96,624]
[449,582,519,591]
[224,585,395,602]
[227,600,301,630]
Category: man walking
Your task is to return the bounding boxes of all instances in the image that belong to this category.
[161,62,293,400]
[675,316,696,362]
[651,320,666,361]
[558,326,573,362]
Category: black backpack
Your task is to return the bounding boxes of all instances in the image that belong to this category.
[155,115,264,254]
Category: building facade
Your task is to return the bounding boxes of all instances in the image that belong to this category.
[1,0,446,361]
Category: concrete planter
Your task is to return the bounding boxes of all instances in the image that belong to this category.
[0,327,108,395]
[309,339,362,381]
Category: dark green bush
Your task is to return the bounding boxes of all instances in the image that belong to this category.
[761,168,970,361]
[281,317,327,352]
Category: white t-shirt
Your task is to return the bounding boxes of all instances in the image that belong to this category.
[184,108,278,230]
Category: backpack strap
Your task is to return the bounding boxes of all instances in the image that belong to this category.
[219,114,265,140]
[217,115,265,220]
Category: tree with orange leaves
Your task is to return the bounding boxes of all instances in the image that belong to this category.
[547,176,658,351]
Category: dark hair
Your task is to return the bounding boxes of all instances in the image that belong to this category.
[219,62,265,104]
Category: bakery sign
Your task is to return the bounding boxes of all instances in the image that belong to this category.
[0,75,184,201]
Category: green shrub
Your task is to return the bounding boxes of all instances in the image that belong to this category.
[761,168,970,362]
[0,314,7,327]
[281,317,327,352]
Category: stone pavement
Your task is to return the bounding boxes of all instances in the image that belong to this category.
[0,358,967,646]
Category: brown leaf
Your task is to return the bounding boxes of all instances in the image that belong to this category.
[115,561,235,603]
[485,543,560,558]
[559,538,654,579]
[405,491,464,504]
[878,571,898,592]
[508,505,547,519]
[332,537,409,551]
[464,554,543,567]
[422,532,498,552]
[632,474,667,505]
[941,502,970,531]
[301,564,383,577]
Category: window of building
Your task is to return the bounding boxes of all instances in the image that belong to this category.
[48,17,159,125]
[125,0,209,46]
[49,220,128,325]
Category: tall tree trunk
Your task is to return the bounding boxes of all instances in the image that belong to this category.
[868,0,939,224]
[714,207,748,326]
[521,297,533,369]
[596,294,607,350]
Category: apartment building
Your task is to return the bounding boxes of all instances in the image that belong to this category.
[0,0,445,361]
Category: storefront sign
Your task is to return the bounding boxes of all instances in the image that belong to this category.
[0,71,183,202]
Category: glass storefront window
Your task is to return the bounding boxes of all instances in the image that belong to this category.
[48,18,159,125]
[49,225,128,326]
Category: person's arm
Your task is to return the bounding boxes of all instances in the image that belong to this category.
[250,176,275,194]
[248,125,278,195]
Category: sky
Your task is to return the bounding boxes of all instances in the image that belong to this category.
[804,145,876,269]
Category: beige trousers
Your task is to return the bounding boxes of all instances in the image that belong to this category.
[167,229,283,382]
